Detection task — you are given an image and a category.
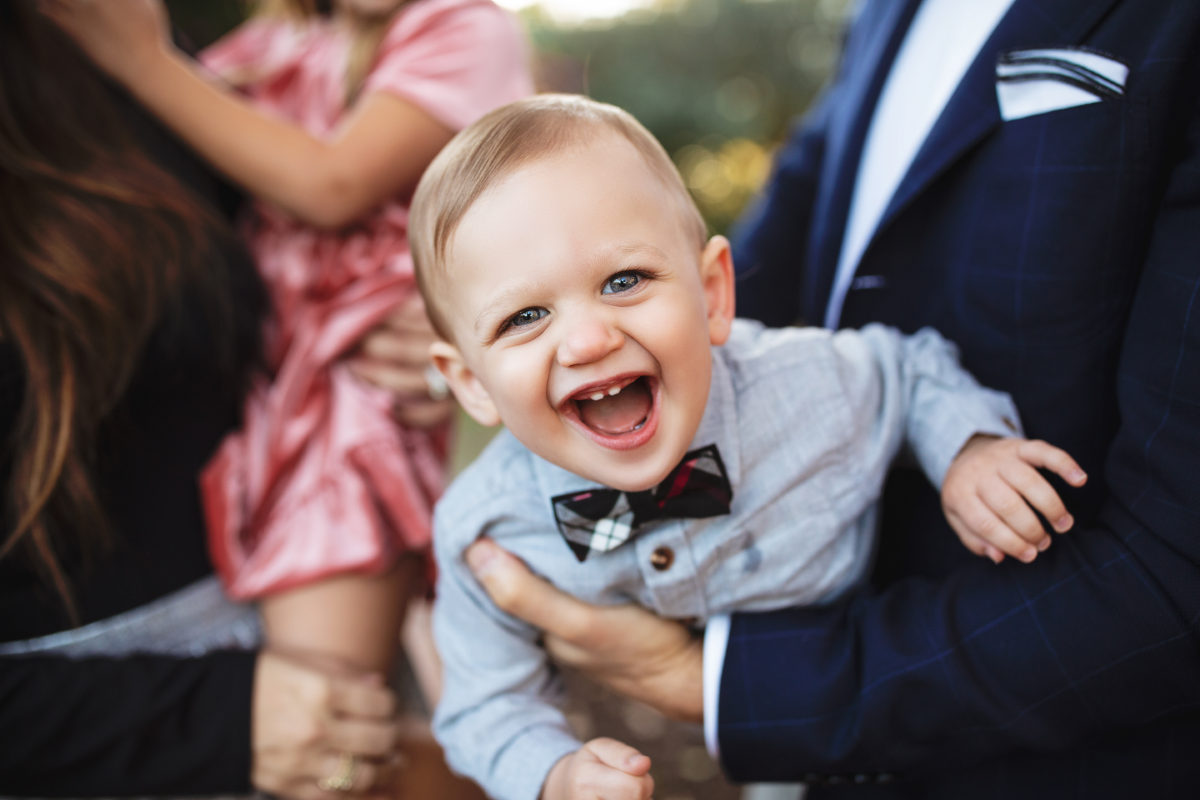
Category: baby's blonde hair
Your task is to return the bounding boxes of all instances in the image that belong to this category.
[410,94,709,338]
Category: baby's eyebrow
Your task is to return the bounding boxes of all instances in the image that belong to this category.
[611,242,669,261]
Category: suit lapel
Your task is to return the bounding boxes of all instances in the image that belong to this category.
[872,0,1122,242]
[807,0,922,321]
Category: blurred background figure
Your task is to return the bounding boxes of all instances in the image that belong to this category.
[0,2,404,797]
[39,0,531,796]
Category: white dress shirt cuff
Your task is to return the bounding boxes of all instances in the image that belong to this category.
[703,613,731,758]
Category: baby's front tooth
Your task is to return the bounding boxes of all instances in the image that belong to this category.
[590,392,605,401]
[607,385,622,396]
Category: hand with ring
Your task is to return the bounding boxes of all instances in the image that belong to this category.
[348,293,456,429]
[251,651,403,798]
[317,753,360,793]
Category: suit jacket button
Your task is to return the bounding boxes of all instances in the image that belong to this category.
[649,546,674,571]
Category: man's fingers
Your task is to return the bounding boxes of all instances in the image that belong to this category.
[465,538,595,640]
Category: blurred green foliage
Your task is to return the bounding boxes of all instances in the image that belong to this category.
[523,0,850,230]
[166,0,850,232]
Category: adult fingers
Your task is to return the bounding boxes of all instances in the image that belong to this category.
[378,293,438,334]
[262,751,397,800]
[328,672,398,720]
[325,715,400,759]
[354,327,431,367]
[346,357,427,397]
[313,750,402,796]
[392,396,456,429]
[465,538,598,642]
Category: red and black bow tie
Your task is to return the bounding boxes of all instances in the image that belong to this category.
[550,444,733,562]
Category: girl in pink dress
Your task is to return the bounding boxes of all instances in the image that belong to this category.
[47,0,533,697]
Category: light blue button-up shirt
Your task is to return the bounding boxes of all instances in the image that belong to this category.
[431,319,1020,800]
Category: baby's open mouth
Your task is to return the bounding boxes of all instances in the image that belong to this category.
[571,376,653,435]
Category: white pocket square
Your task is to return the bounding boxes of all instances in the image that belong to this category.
[995,47,1128,122]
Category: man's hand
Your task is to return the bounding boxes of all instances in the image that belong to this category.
[942,435,1088,563]
[465,538,704,723]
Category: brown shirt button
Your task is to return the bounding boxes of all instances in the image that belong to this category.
[649,546,674,571]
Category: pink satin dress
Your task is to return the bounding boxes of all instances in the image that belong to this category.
[199,0,533,599]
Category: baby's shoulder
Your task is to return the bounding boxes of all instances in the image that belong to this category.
[721,319,842,387]
[434,431,543,540]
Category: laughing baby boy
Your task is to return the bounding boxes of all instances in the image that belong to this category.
[409,95,1087,800]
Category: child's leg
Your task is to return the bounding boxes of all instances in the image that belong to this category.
[259,554,422,674]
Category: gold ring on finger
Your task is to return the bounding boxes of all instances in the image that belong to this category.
[316,752,358,793]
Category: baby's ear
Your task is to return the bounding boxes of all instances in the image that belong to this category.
[430,340,501,427]
[700,235,736,346]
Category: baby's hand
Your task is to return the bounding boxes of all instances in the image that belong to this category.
[542,738,654,800]
[942,435,1088,564]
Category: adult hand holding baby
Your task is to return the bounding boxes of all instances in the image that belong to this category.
[465,538,705,725]
[252,651,401,799]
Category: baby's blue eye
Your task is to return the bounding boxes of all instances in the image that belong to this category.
[506,307,548,329]
[602,272,642,295]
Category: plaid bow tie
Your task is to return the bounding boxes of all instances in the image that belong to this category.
[550,444,732,562]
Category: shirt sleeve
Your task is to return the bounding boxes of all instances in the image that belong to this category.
[832,324,1022,491]
[431,492,580,800]
[364,0,534,131]
[0,650,257,795]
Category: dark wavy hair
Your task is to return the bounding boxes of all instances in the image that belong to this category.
[0,2,243,619]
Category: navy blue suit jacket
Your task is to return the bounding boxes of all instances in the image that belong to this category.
[722,0,1200,796]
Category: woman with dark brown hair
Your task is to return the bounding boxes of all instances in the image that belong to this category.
[0,3,400,796]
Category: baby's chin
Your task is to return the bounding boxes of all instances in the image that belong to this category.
[570,459,678,493]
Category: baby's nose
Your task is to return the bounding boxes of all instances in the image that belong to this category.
[556,313,623,366]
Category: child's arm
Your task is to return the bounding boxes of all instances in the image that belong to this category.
[941,434,1088,564]
[44,0,452,228]
[257,556,418,675]
[541,739,654,800]
[431,475,601,800]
